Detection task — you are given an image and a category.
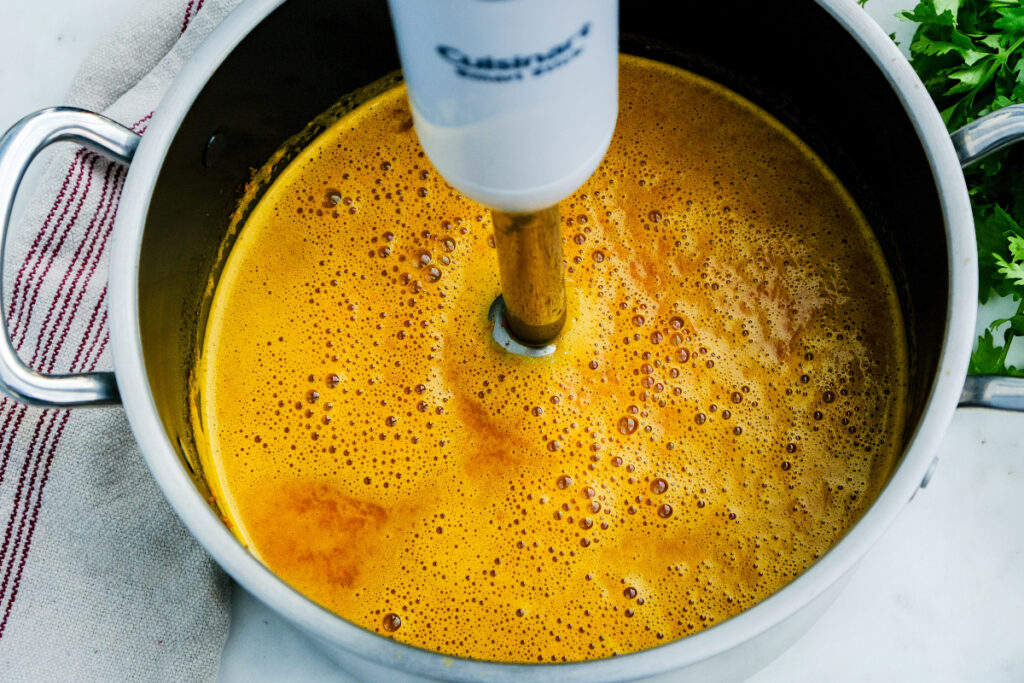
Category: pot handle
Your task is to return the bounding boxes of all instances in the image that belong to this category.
[952,103,1024,410]
[0,108,139,407]
[951,104,1024,167]
[959,375,1024,410]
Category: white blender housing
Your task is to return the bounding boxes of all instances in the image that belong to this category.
[387,0,619,213]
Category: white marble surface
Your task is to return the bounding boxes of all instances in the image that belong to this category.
[2,1,1023,681]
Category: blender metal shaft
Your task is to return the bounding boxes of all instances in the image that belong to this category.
[492,206,566,346]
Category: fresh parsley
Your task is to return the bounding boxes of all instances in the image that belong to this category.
[900,0,1024,375]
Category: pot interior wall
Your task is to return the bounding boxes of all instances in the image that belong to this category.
[138,1,946,502]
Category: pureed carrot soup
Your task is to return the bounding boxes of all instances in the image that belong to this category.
[193,56,908,662]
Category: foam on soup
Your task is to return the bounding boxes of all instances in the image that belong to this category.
[193,56,907,662]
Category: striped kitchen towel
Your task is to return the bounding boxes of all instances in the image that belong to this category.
[0,0,241,680]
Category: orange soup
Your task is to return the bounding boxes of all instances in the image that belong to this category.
[193,56,907,662]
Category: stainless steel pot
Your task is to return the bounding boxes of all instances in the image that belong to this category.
[2,0,1024,680]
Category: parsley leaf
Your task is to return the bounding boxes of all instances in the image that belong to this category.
[994,235,1024,286]
[969,328,1010,374]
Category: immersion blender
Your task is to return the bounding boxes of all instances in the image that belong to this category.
[386,0,618,347]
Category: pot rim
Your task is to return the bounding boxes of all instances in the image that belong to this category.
[107,0,977,679]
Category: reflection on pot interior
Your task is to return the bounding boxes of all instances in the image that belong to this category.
[192,56,907,662]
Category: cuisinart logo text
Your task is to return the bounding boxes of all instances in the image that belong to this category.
[436,23,590,82]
